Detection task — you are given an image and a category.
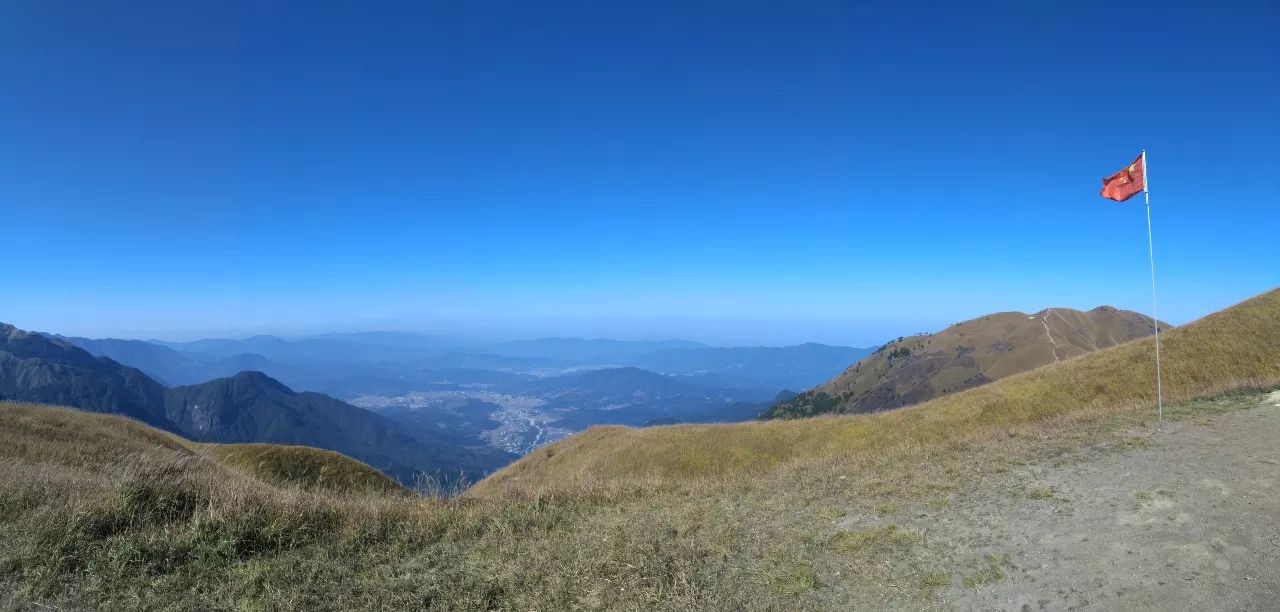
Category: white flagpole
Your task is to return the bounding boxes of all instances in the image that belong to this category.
[1142,149,1164,427]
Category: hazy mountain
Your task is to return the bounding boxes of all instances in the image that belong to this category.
[56,336,309,388]
[1,324,177,431]
[513,366,714,396]
[765,306,1165,419]
[45,326,865,452]
[629,343,875,391]
[415,352,571,371]
[306,331,466,352]
[156,335,435,364]
[47,335,200,386]
[293,367,535,399]
[486,338,709,364]
[60,333,555,401]
[62,334,534,399]
[509,366,774,430]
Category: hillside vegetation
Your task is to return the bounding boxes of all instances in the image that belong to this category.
[1,289,1276,610]
[0,403,405,495]
[765,305,1160,419]
[198,443,408,495]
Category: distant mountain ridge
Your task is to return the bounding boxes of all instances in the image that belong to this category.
[628,342,874,391]
[57,331,866,400]
[515,366,719,396]
[3,323,513,483]
[22,326,871,466]
[507,366,775,429]
[765,305,1164,419]
[2,324,177,431]
[485,337,710,364]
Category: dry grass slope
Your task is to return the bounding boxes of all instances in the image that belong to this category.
[1,400,763,609]
[1,288,1275,611]
[473,288,1279,498]
[0,404,405,496]
[766,304,1160,418]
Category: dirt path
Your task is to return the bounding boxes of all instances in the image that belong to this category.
[1039,311,1063,363]
[923,393,1280,611]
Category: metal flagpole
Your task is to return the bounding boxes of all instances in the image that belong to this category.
[1142,149,1164,427]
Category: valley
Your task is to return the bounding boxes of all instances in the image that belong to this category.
[351,390,570,455]
[0,302,1184,487]
[6,324,863,482]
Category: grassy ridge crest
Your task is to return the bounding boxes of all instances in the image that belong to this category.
[0,403,405,495]
[471,288,1280,498]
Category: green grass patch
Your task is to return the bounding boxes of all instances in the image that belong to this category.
[920,569,952,589]
[963,554,1011,588]
[831,524,916,556]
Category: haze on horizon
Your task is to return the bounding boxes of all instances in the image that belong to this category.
[3,1,1277,345]
[23,315,951,349]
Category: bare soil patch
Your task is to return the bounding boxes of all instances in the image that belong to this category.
[887,392,1279,611]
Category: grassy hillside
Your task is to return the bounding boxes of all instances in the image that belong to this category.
[199,444,406,495]
[1,289,1276,610]
[765,305,1160,419]
[474,289,1277,497]
[0,403,404,495]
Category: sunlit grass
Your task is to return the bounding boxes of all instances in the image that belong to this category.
[1,288,1276,610]
[473,288,1279,498]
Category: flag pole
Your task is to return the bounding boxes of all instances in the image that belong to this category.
[1142,149,1163,428]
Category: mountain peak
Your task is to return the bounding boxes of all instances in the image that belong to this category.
[223,370,294,393]
[765,304,1163,419]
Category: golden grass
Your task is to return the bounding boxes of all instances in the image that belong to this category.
[0,402,758,610]
[0,403,405,496]
[1,288,1276,610]
[472,288,1280,498]
[9,389,1267,610]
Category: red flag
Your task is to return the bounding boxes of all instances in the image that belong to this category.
[1100,154,1145,202]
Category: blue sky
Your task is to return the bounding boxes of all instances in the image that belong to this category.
[2,1,1277,346]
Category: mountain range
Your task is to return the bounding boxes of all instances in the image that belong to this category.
[513,366,774,428]
[9,323,863,482]
[53,333,869,399]
[2,324,513,483]
[1,325,177,431]
[8,290,1270,610]
[6,304,1166,484]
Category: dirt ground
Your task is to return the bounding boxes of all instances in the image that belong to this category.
[908,392,1280,611]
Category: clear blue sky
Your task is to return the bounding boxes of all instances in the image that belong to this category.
[2,1,1277,345]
